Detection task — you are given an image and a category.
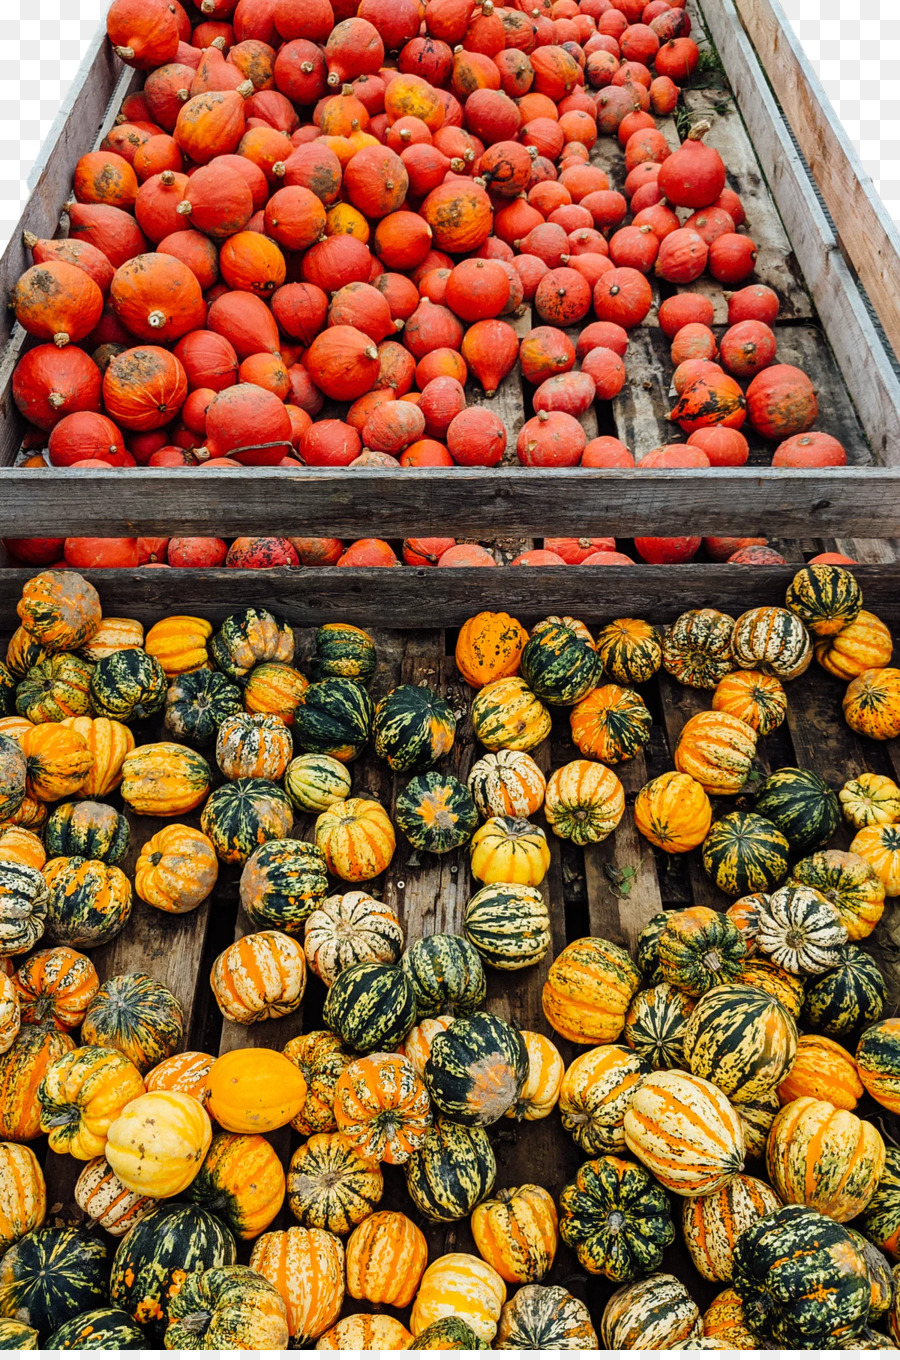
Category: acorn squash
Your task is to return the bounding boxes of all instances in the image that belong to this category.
[624,1070,746,1196]
[658,907,747,996]
[467,749,546,820]
[463,883,551,970]
[756,884,848,975]
[424,1011,527,1126]
[712,669,787,735]
[45,800,128,866]
[402,934,486,1018]
[682,1174,780,1282]
[332,1053,431,1168]
[767,1096,885,1221]
[120,742,211,815]
[292,678,373,761]
[404,1115,496,1222]
[304,892,403,986]
[15,654,94,724]
[470,676,551,753]
[201,777,294,865]
[164,1264,288,1350]
[43,856,132,949]
[792,848,885,941]
[314,796,395,880]
[44,1307,146,1350]
[595,617,662,685]
[544,758,625,846]
[456,611,527,689]
[785,563,863,637]
[188,1131,285,1240]
[164,668,242,745]
[238,838,328,934]
[559,1043,648,1155]
[210,607,294,681]
[0,1226,108,1337]
[216,712,293,781]
[663,609,736,688]
[144,615,212,677]
[569,683,652,764]
[89,648,167,721]
[520,616,599,706]
[624,982,696,1070]
[311,622,377,685]
[559,1154,674,1282]
[322,961,417,1053]
[731,606,813,680]
[374,683,456,772]
[543,936,640,1044]
[81,972,183,1072]
[755,765,841,854]
[494,1283,598,1349]
[701,810,790,897]
[395,772,478,853]
[284,753,351,813]
[602,1273,702,1349]
[471,1184,558,1285]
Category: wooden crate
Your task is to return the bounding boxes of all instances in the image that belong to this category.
[1,0,900,604]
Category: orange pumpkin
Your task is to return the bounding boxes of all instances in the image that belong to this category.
[12,262,103,347]
[420,180,493,254]
[22,723,92,802]
[746,363,818,440]
[456,612,528,688]
[174,86,252,163]
[345,1210,427,1308]
[110,252,206,343]
[13,947,99,1031]
[59,716,135,799]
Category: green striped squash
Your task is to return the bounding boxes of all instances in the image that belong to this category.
[45,1308,146,1350]
[663,609,736,689]
[559,1045,649,1156]
[846,1229,893,1321]
[322,961,417,1053]
[45,801,129,866]
[594,618,663,685]
[857,1021,900,1116]
[463,883,551,970]
[404,1116,496,1221]
[520,617,600,706]
[791,849,885,943]
[15,654,94,724]
[0,1318,38,1348]
[636,911,677,984]
[89,649,167,722]
[755,767,841,855]
[424,1011,528,1125]
[238,838,329,934]
[682,984,798,1101]
[602,1273,702,1349]
[785,564,863,638]
[732,1204,870,1345]
[682,1175,781,1282]
[44,857,132,949]
[559,1155,675,1282]
[311,623,377,686]
[164,668,242,745]
[702,812,790,897]
[291,678,373,762]
[401,934,486,1016]
[395,773,478,854]
[658,908,747,997]
[412,1317,490,1349]
[858,1145,900,1259]
[495,1284,597,1349]
[0,662,14,719]
[733,1088,780,1160]
[803,945,886,1037]
[81,972,184,1073]
[200,778,294,865]
[210,608,294,681]
[624,983,695,1070]
[0,1227,109,1337]
[374,683,456,772]
[283,754,351,813]
[110,1203,236,1345]
[470,678,551,753]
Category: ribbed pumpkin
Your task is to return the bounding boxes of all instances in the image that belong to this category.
[17,570,100,652]
[792,849,885,941]
[0,1226,109,1337]
[494,1284,598,1350]
[15,654,94,725]
[777,1034,863,1110]
[545,759,626,846]
[78,618,143,664]
[0,827,43,872]
[816,611,894,681]
[211,929,306,1024]
[284,754,352,813]
[424,1011,527,1126]
[602,1273,702,1349]
[624,983,696,1071]
[283,1031,351,1137]
[395,772,478,854]
[851,824,900,897]
[410,1252,507,1345]
[22,722,92,802]
[201,778,294,864]
[712,669,788,734]
[81,973,182,1073]
[785,563,863,637]
[840,773,900,829]
[316,1313,412,1349]
[682,1174,781,1282]
[766,1097,884,1221]
[120,742,211,815]
[844,668,900,741]
[755,884,847,974]
[467,750,546,820]
[210,608,294,681]
[238,839,328,935]
[322,961,417,1053]
[110,1202,236,1344]
[559,1154,675,1283]
[145,1051,213,1105]
[456,612,528,689]
[45,801,128,866]
[634,771,712,853]
[163,1264,288,1350]
[314,797,395,880]
[401,934,486,1019]
[216,713,293,782]
[463,883,551,971]
[286,1129,383,1234]
[144,615,212,677]
[683,983,797,1101]
[805,946,886,1036]
[0,1024,76,1140]
[659,907,747,996]
[0,1144,45,1252]
[374,683,456,773]
[663,609,736,689]
[73,1157,154,1237]
[88,648,166,721]
[754,766,841,855]
[543,937,640,1044]
[0,862,48,958]
[400,1017,454,1080]
[243,663,309,727]
[134,824,218,914]
[624,1070,746,1196]
[345,1210,427,1308]
[37,1044,145,1159]
[594,618,663,685]
[60,715,134,798]
[569,684,652,764]
[559,1044,648,1155]
[856,1019,900,1113]
[207,1048,308,1134]
[470,815,550,886]
[859,1145,900,1259]
[105,1089,213,1197]
[304,892,403,986]
[404,1115,496,1222]
[674,710,757,795]
[471,677,551,753]
[311,623,377,686]
[248,1226,344,1346]
[731,606,813,680]
[471,1184,558,1286]
[292,678,373,761]
[187,1131,285,1240]
[43,856,132,949]
[164,669,243,745]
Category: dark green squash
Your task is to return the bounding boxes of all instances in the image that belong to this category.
[311,623,377,686]
[89,648,167,722]
[210,608,294,682]
[754,767,841,855]
[701,811,790,897]
[785,563,863,637]
[520,617,600,706]
[559,1154,675,1282]
[0,735,26,820]
[463,883,552,971]
[495,1284,598,1349]
[732,1204,870,1346]
[635,911,678,984]
[803,944,886,1037]
[239,837,329,934]
[15,654,94,724]
[81,971,184,1073]
[624,983,695,1070]
[164,669,242,745]
[163,1264,288,1350]
[0,1318,38,1348]
[0,662,14,719]
[291,678,373,762]
[322,961,417,1053]
[110,1203,237,1345]
[0,1227,108,1338]
[858,1145,900,1261]
[44,856,132,949]
[45,1308,146,1350]
[402,934,487,1017]
[412,1317,490,1349]
[404,1115,496,1222]
[373,683,456,772]
[45,800,130,866]
[395,772,478,854]
[846,1229,893,1322]
[424,1010,528,1125]
[658,907,747,997]
[682,983,798,1102]
[200,778,295,865]
[594,618,663,686]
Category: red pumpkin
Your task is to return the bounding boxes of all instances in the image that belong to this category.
[110,253,206,343]
[772,431,846,467]
[23,233,115,296]
[48,413,128,467]
[102,345,188,430]
[708,233,758,284]
[207,290,280,359]
[461,318,519,396]
[446,406,506,466]
[686,426,749,466]
[66,202,148,269]
[668,371,747,432]
[305,325,380,399]
[175,87,251,163]
[12,262,103,348]
[592,267,652,327]
[582,436,634,466]
[156,230,219,291]
[727,284,780,326]
[106,0,180,67]
[745,363,818,440]
[198,383,293,464]
[517,409,586,466]
[173,331,239,392]
[11,345,102,431]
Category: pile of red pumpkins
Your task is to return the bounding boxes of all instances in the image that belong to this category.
[4,0,848,572]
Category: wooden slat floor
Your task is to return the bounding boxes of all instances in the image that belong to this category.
[27,619,900,1332]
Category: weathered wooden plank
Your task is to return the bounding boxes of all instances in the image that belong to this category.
[612,327,672,459]
[698,0,900,466]
[583,752,664,948]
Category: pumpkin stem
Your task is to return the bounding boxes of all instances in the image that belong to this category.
[179,1311,212,1335]
[52,333,70,348]
[113,45,135,59]
[22,230,37,249]
[147,310,167,329]
[686,118,712,141]
[211,34,226,48]
[48,391,65,409]
[237,80,254,98]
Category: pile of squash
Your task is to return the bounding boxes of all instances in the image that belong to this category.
[1,562,900,1348]
[3,0,849,571]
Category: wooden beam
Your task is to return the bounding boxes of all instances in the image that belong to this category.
[2,466,900,538]
[1,562,899,630]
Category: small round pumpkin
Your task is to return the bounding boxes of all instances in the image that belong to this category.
[304,891,403,985]
[314,797,396,881]
[105,1089,213,1197]
[287,1129,383,1233]
[333,1053,432,1166]
[455,612,528,689]
[238,839,329,934]
[467,750,546,820]
[211,929,306,1024]
[570,685,652,764]
[81,971,183,1072]
[345,1210,427,1308]
[471,677,551,753]
[470,815,551,886]
[634,771,712,853]
[206,1047,308,1134]
[216,713,293,781]
[134,824,218,914]
[471,1184,558,1285]
[543,937,641,1045]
